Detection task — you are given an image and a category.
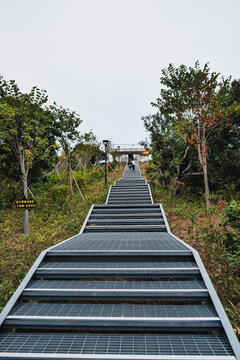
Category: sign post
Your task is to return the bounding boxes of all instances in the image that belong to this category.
[24,210,28,235]
[13,197,37,235]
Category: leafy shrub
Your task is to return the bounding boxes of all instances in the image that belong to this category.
[0,179,21,210]
[73,170,103,186]
[219,200,240,254]
[64,218,79,232]
[86,170,103,183]
[145,161,156,176]
[44,185,70,206]
[72,171,85,186]
[169,179,185,194]
[30,174,59,194]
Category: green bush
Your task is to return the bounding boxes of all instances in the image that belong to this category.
[73,171,85,186]
[219,200,240,254]
[30,174,59,195]
[44,184,70,206]
[0,179,21,210]
[73,170,103,186]
[145,161,156,175]
[86,170,103,183]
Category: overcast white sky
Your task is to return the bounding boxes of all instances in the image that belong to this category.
[0,0,239,145]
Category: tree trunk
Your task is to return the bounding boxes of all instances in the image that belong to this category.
[197,125,210,208]
[20,150,30,235]
[202,156,210,208]
[159,168,165,187]
[22,172,30,235]
[22,173,28,198]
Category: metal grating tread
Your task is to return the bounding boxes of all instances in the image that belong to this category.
[90,213,163,218]
[113,184,148,186]
[94,204,159,208]
[9,303,217,318]
[107,201,152,203]
[0,332,234,356]
[108,193,151,196]
[92,209,160,213]
[108,192,150,200]
[38,261,197,269]
[87,219,164,224]
[85,224,166,229]
[109,191,150,194]
[84,225,166,232]
[50,233,189,251]
[26,279,206,290]
[108,197,151,200]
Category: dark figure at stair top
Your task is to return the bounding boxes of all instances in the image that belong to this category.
[128,159,132,172]
[131,160,136,172]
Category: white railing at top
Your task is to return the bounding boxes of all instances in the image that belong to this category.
[113,144,146,152]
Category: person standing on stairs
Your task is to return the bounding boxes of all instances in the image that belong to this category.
[131,159,136,172]
[128,159,132,172]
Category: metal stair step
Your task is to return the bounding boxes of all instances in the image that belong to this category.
[84,225,166,232]
[94,204,159,208]
[48,232,190,253]
[0,331,235,358]
[107,200,152,203]
[7,302,218,317]
[108,198,152,201]
[107,200,152,204]
[112,187,148,190]
[92,208,160,213]
[109,194,151,197]
[110,192,149,194]
[113,185,148,188]
[116,179,145,181]
[108,198,151,201]
[115,184,146,186]
[48,250,192,256]
[108,195,151,198]
[110,190,150,193]
[46,252,193,259]
[87,219,165,225]
[5,315,221,330]
[22,279,208,300]
[35,260,199,277]
[110,189,150,192]
[90,213,162,218]
[6,303,220,329]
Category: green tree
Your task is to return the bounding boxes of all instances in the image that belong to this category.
[50,103,82,198]
[206,79,240,194]
[152,62,240,207]
[0,77,55,233]
[142,113,199,189]
[72,130,101,182]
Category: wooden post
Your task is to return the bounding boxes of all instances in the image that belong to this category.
[71,170,86,203]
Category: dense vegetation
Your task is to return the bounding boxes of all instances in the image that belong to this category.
[0,163,123,311]
[142,62,240,262]
[142,62,240,203]
[141,61,240,332]
[0,75,110,227]
[147,180,240,332]
[0,74,122,310]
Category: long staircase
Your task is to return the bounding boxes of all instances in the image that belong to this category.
[0,162,239,359]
